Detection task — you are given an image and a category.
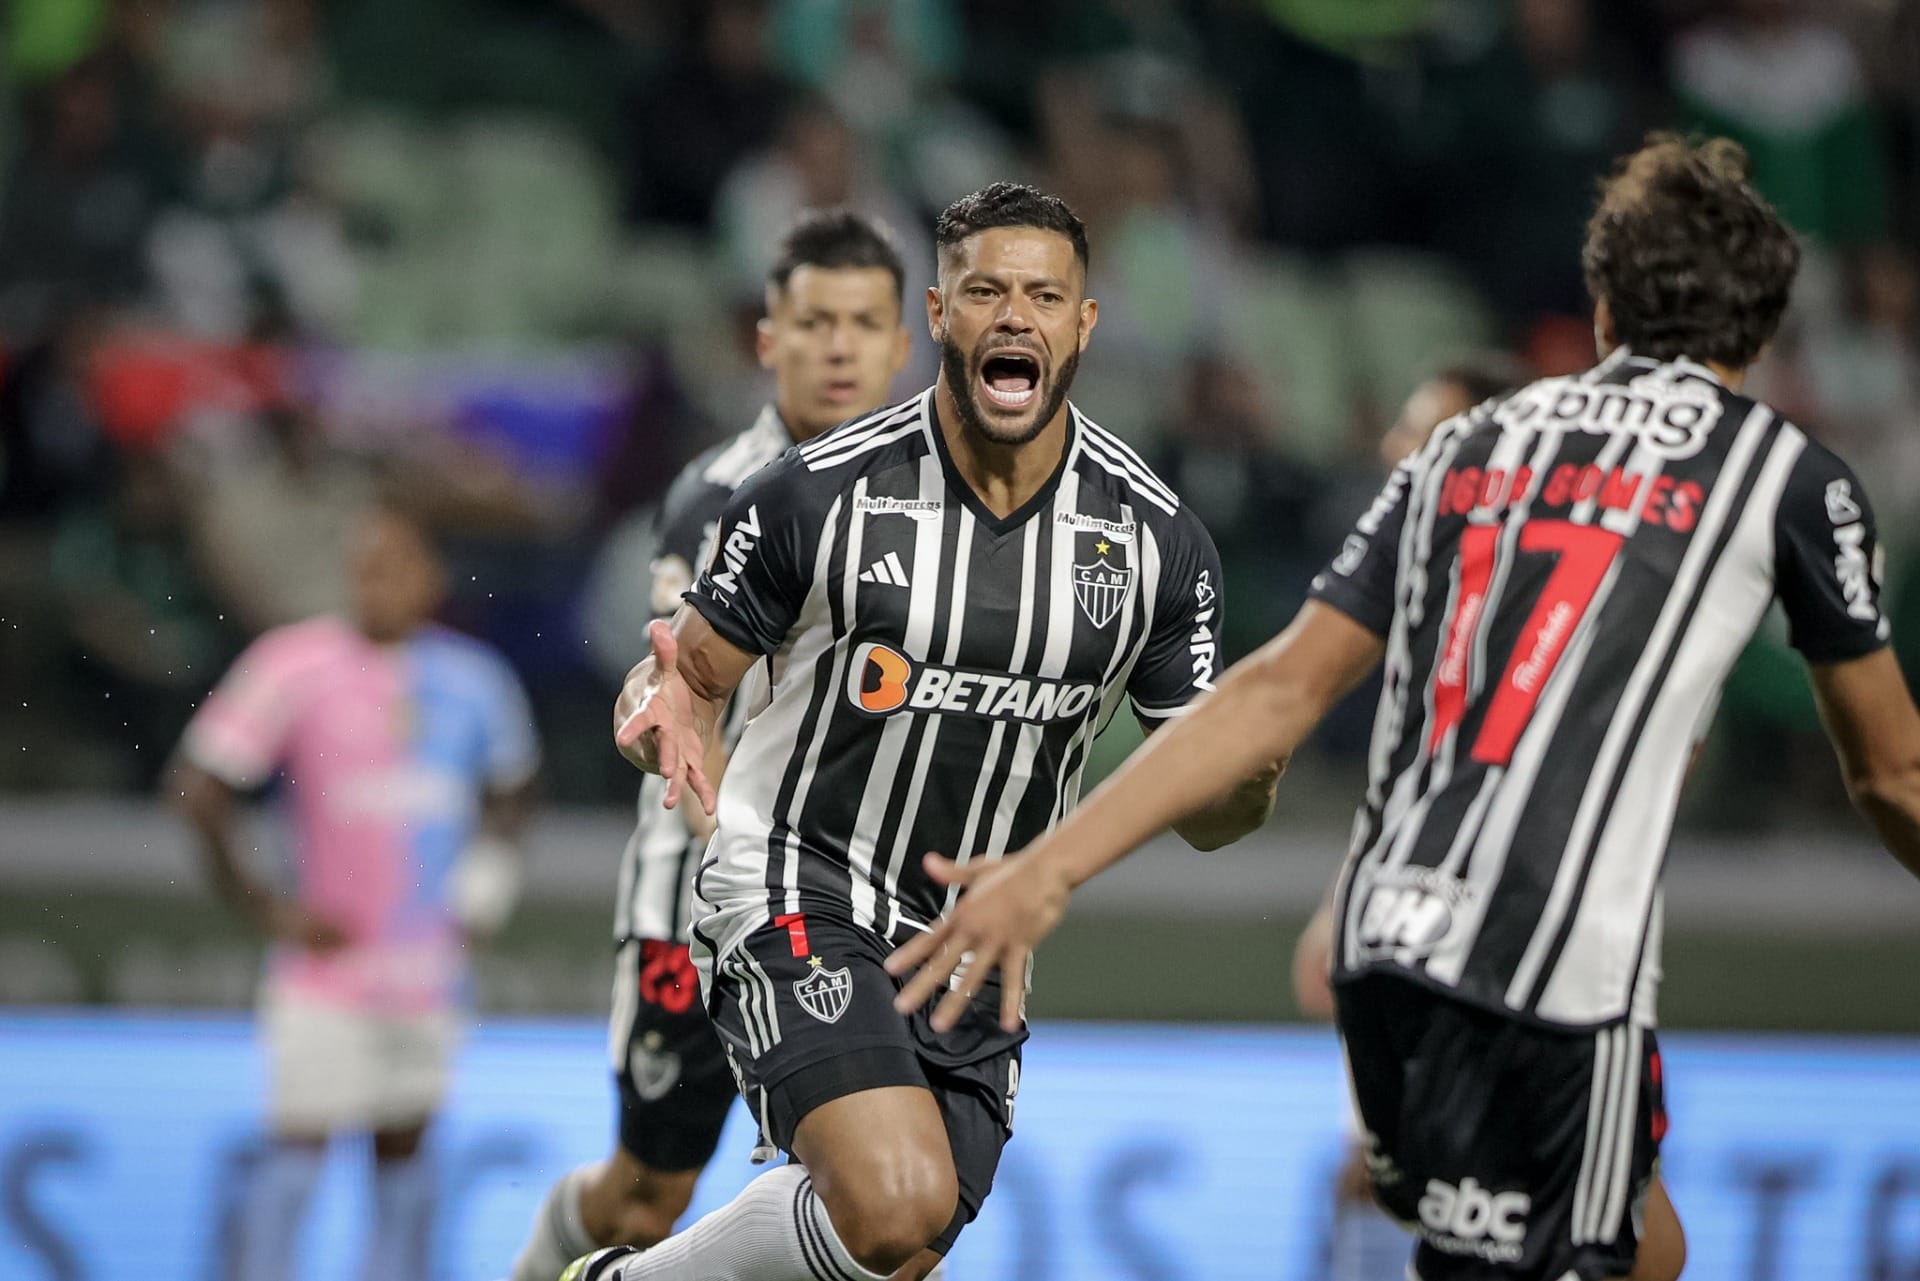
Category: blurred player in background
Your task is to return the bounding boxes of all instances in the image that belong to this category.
[170,505,538,1281]
[891,136,1920,1281]
[1296,354,1529,1281]
[580,182,1274,1281]
[509,208,913,1281]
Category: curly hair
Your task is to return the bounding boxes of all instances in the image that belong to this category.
[1581,134,1801,369]
[935,181,1089,276]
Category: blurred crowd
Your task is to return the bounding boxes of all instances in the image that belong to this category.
[0,0,1916,813]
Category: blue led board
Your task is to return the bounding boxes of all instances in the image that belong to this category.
[3,1014,1920,1279]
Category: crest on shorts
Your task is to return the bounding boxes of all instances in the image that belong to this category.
[1072,542,1131,629]
[793,956,852,1024]
[628,1030,682,1102]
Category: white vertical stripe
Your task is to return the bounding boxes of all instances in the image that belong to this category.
[946,519,1041,911]
[1569,430,1639,528]
[847,457,947,928]
[1582,1025,1629,1242]
[1053,503,1146,825]
[697,496,843,939]
[1385,423,1553,883]
[1418,416,1569,879]
[1339,421,1474,970]
[1599,1023,1645,1243]
[1505,406,1774,1009]
[728,952,767,1056]
[1572,1025,1617,1243]
[752,954,783,1050]
[607,940,639,1070]
[1423,607,1603,986]
[1630,893,1665,1026]
[881,505,976,930]
[985,471,1082,856]
[1535,426,1803,1023]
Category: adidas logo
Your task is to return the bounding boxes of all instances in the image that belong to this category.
[859,552,911,588]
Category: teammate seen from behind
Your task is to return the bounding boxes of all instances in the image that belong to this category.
[1296,353,1530,1281]
[573,182,1276,1281]
[509,208,913,1281]
[171,506,538,1281]
[889,136,1920,1281]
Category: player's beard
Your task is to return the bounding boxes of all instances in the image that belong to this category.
[941,335,1080,449]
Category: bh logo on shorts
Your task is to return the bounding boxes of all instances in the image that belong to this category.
[1418,1178,1530,1264]
[794,955,853,1024]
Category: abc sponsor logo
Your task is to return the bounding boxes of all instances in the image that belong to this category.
[847,642,1097,724]
[1418,1177,1530,1264]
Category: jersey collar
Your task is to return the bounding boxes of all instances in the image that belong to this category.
[1615,349,1727,388]
[922,388,1080,539]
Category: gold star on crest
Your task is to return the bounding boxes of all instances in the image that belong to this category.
[1095,539,1111,555]
[808,955,823,969]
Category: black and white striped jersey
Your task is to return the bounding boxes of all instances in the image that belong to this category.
[1312,350,1891,1029]
[683,388,1224,947]
[612,406,789,946]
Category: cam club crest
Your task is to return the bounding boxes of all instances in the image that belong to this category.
[1072,538,1132,629]
[793,956,852,1024]
[628,1030,682,1101]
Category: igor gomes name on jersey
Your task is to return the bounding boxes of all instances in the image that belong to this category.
[1311,352,1892,1029]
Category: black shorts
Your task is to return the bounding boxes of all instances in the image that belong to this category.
[1335,973,1667,1281]
[611,938,740,1172]
[701,910,1027,1256]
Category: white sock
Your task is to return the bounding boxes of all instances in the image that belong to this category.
[237,1142,325,1281]
[606,1163,887,1281]
[512,1165,599,1281]
[362,1153,436,1281]
[1330,1197,1412,1281]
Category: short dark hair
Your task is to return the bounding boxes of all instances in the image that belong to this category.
[935,182,1090,276]
[768,208,906,303]
[1581,134,1800,369]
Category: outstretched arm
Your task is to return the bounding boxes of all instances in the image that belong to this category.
[1167,737,1283,851]
[888,601,1386,1029]
[1811,648,1920,881]
[613,608,757,815]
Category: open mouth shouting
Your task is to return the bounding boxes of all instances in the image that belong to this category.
[979,348,1043,413]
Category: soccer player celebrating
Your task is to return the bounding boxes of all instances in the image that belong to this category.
[891,136,1920,1281]
[509,209,913,1281]
[170,506,538,1281]
[1296,353,1529,1281]
[580,182,1276,1281]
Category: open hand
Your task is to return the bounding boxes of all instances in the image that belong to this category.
[884,851,1070,1032]
[613,620,717,815]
